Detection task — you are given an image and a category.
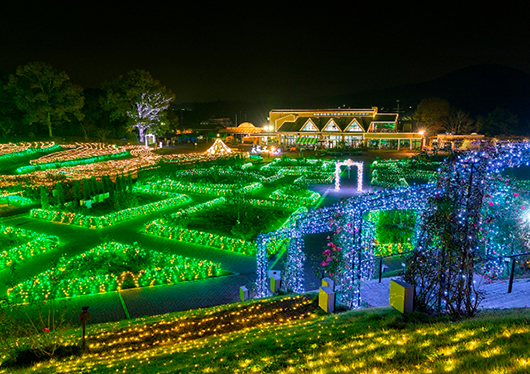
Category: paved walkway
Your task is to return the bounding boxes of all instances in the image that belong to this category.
[360,276,530,310]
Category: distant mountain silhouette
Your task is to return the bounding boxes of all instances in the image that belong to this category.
[176,64,530,131]
[322,64,530,118]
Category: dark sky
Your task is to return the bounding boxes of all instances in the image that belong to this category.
[1,2,529,104]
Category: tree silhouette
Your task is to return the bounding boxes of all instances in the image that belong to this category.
[6,62,84,138]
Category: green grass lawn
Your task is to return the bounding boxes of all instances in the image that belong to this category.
[181,202,294,242]
[2,294,530,373]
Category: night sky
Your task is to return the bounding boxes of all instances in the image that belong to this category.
[1,3,528,104]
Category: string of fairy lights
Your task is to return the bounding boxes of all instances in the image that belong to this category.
[0,143,247,188]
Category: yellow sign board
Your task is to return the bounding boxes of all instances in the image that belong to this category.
[389,279,414,313]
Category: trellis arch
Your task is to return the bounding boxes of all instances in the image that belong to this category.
[335,159,363,192]
[256,185,435,304]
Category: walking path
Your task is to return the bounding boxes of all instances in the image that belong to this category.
[360,277,530,310]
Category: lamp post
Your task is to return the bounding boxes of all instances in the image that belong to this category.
[418,130,425,150]
[80,306,90,348]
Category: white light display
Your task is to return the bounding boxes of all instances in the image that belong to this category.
[335,159,363,192]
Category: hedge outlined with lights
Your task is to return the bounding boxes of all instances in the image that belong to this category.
[7,241,224,303]
[145,198,307,256]
[29,192,191,229]
[0,225,59,270]
[269,186,321,206]
[370,158,440,188]
[137,178,263,196]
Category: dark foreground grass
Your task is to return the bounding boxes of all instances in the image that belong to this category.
[1,294,530,373]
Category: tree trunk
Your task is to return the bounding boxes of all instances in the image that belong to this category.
[47,113,53,138]
[138,126,146,143]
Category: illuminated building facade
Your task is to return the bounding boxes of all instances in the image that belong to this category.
[270,108,423,149]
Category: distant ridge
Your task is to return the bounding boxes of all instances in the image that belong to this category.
[176,64,530,130]
[322,64,530,117]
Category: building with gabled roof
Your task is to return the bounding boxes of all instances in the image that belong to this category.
[270,108,423,149]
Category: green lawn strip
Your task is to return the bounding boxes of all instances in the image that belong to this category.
[8,299,530,373]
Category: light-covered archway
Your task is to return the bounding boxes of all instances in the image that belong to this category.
[335,159,363,192]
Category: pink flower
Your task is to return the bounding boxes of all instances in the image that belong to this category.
[489,201,494,207]
[43,328,50,333]
[514,193,519,197]
[522,206,525,210]
[321,261,329,267]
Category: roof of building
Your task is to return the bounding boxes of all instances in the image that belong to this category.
[276,113,398,133]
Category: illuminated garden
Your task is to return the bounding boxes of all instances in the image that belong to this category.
[1,137,530,373]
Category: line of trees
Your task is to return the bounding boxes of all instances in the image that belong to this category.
[0,62,176,141]
[412,97,523,137]
[39,174,134,209]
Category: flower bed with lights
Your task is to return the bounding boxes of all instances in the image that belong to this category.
[185,167,285,184]
[269,186,321,206]
[29,143,126,164]
[0,145,162,188]
[145,198,304,256]
[7,241,225,303]
[30,192,191,229]
[16,150,130,174]
[0,224,59,270]
[3,297,530,373]
[0,142,61,161]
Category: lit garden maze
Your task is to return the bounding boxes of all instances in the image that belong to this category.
[2,139,530,373]
[0,140,343,323]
